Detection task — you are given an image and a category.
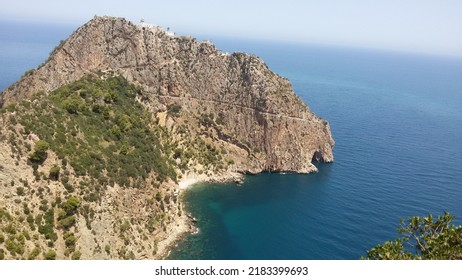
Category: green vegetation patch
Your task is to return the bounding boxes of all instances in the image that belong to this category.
[365,212,462,260]
[16,75,177,188]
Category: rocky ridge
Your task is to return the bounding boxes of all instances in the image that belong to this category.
[1,16,334,173]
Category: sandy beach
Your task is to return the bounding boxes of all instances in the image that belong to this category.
[178,172,244,190]
[178,177,200,189]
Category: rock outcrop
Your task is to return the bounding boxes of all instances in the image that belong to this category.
[1,16,334,173]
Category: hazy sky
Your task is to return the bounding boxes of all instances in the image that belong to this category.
[1,0,461,57]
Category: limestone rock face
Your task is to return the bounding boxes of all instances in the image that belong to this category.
[1,16,334,173]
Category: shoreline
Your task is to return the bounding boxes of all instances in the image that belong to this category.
[156,171,244,259]
[178,171,244,190]
[154,204,191,260]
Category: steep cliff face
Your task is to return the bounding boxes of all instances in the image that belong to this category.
[1,16,334,174]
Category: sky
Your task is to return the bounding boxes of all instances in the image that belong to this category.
[1,0,461,57]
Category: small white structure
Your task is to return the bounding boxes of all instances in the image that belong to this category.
[138,20,175,37]
[166,27,175,37]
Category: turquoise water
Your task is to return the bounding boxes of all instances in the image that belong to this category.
[1,22,462,260]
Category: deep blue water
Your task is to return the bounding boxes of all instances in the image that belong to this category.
[0,20,74,91]
[1,22,461,260]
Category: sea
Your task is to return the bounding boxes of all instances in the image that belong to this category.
[1,21,461,260]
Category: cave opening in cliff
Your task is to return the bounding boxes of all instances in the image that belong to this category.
[312,150,324,163]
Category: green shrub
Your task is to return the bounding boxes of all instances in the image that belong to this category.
[0,207,11,221]
[167,104,181,116]
[146,217,158,233]
[64,233,76,248]
[63,98,81,114]
[23,204,30,215]
[5,103,17,112]
[58,215,76,229]
[4,223,16,234]
[120,220,130,232]
[28,247,41,260]
[5,236,24,255]
[38,209,57,241]
[62,196,80,215]
[16,187,25,196]
[27,214,34,224]
[71,250,81,260]
[155,192,162,202]
[29,140,49,163]
[49,165,60,180]
[164,194,171,204]
[44,249,56,260]
[105,244,111,255]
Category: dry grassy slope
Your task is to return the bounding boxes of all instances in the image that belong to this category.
[0,118,188,260]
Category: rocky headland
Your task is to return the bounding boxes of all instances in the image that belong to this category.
[0,16,334,260]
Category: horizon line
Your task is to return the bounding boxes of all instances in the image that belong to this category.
[1,17,462,61]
